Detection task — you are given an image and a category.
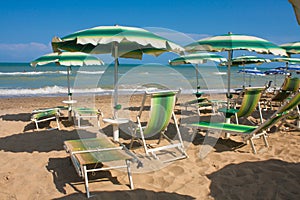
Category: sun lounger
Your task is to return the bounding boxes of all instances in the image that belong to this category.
[73,107,103,128]
[129,90,188,162]
[262,77,299,109]
[31,108,61,130]
[64,136,142,198]
[187,92,300,154]
[183,97,226,116]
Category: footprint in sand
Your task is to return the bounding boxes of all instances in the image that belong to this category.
[168,166,184,176]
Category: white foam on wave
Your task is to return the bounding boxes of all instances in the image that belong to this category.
[77,70,105,75]
[0,71,69,76]
[0,86,108,97]
[0,85,166,98]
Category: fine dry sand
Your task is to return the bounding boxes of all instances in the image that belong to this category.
[0,94,299,200]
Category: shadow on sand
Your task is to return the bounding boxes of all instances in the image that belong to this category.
[0,112,31,122]
[207,159,300,200]
[0,129,97,153]
[47,157,195,199]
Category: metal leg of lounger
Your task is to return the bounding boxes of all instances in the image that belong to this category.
[78,117,81,128]
[262,133,269,148]
[35,120,39,131]
[258,102,264,124]
[97,115,100,128]
[249,138,257,154]
[83,165,90,198]
[126,160,134,189]
[56,115,60,130]
[225,118,231,138]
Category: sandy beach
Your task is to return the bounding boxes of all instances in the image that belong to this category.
[0,94,299,200]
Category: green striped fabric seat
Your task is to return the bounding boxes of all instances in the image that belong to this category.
[219,87,264,123]
[31,108,60,130]
[190,121,257,133]
[281,77,300,92]
[267,77,300,108]
[64,138,131,164]
[73,107,101,115]
[143,92,177,136]
[31,109,58,120]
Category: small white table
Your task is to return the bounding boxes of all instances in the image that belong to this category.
[62,100,77,121]
[102,118,129,141]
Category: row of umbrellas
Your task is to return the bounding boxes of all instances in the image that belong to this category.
[31,25,300,116]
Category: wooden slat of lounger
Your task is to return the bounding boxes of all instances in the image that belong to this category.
[189,121,257,133]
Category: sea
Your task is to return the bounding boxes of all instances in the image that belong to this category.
[0,62,297,98]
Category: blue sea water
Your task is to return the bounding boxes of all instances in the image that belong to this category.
[0,62,296,98]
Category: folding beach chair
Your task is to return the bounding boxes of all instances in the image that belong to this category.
[73,107,103,128]
[263,77,300,109]
[64,136,142,198]
[31,108,61,130]
[218,87,265,125]
[129,90,187,162]
[187,92,300,154]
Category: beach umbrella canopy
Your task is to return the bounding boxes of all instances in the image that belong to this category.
[272,57,300,64]
[265,69,289,75]
[238,68,265,76]
[280,41,300,54]
[264,69,290,87]
[169,53,226,93]
[30,52,104,99]
[238,68,265,86]
[276,64,300,71]
[220,55,271,66]
[219,55,271,87]
[51,25,184,118]
[185,33,287,101]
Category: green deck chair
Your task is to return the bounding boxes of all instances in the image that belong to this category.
[188,92,300,154]
[265,77,300,108]
[219,87,265,125]
[64,136,142,198]
[130,90,187,162]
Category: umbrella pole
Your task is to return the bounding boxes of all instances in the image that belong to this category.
[67,66,71,101]
[196,64,199,92]
[285,62,289,77]
[243,64,246,87]
[113,42,119,119]
[227,50,232,108]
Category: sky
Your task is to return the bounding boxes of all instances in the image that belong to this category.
[0,0,299,62]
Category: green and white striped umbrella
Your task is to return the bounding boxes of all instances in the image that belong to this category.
[185,33,286,101]
[272,57,300,64]
[31,52,104,99]
[169,53,227,92]
[280,41,300,54]
[220,55,271,66]
[52,25,184,118]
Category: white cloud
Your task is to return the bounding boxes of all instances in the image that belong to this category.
[0,42,52,62]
